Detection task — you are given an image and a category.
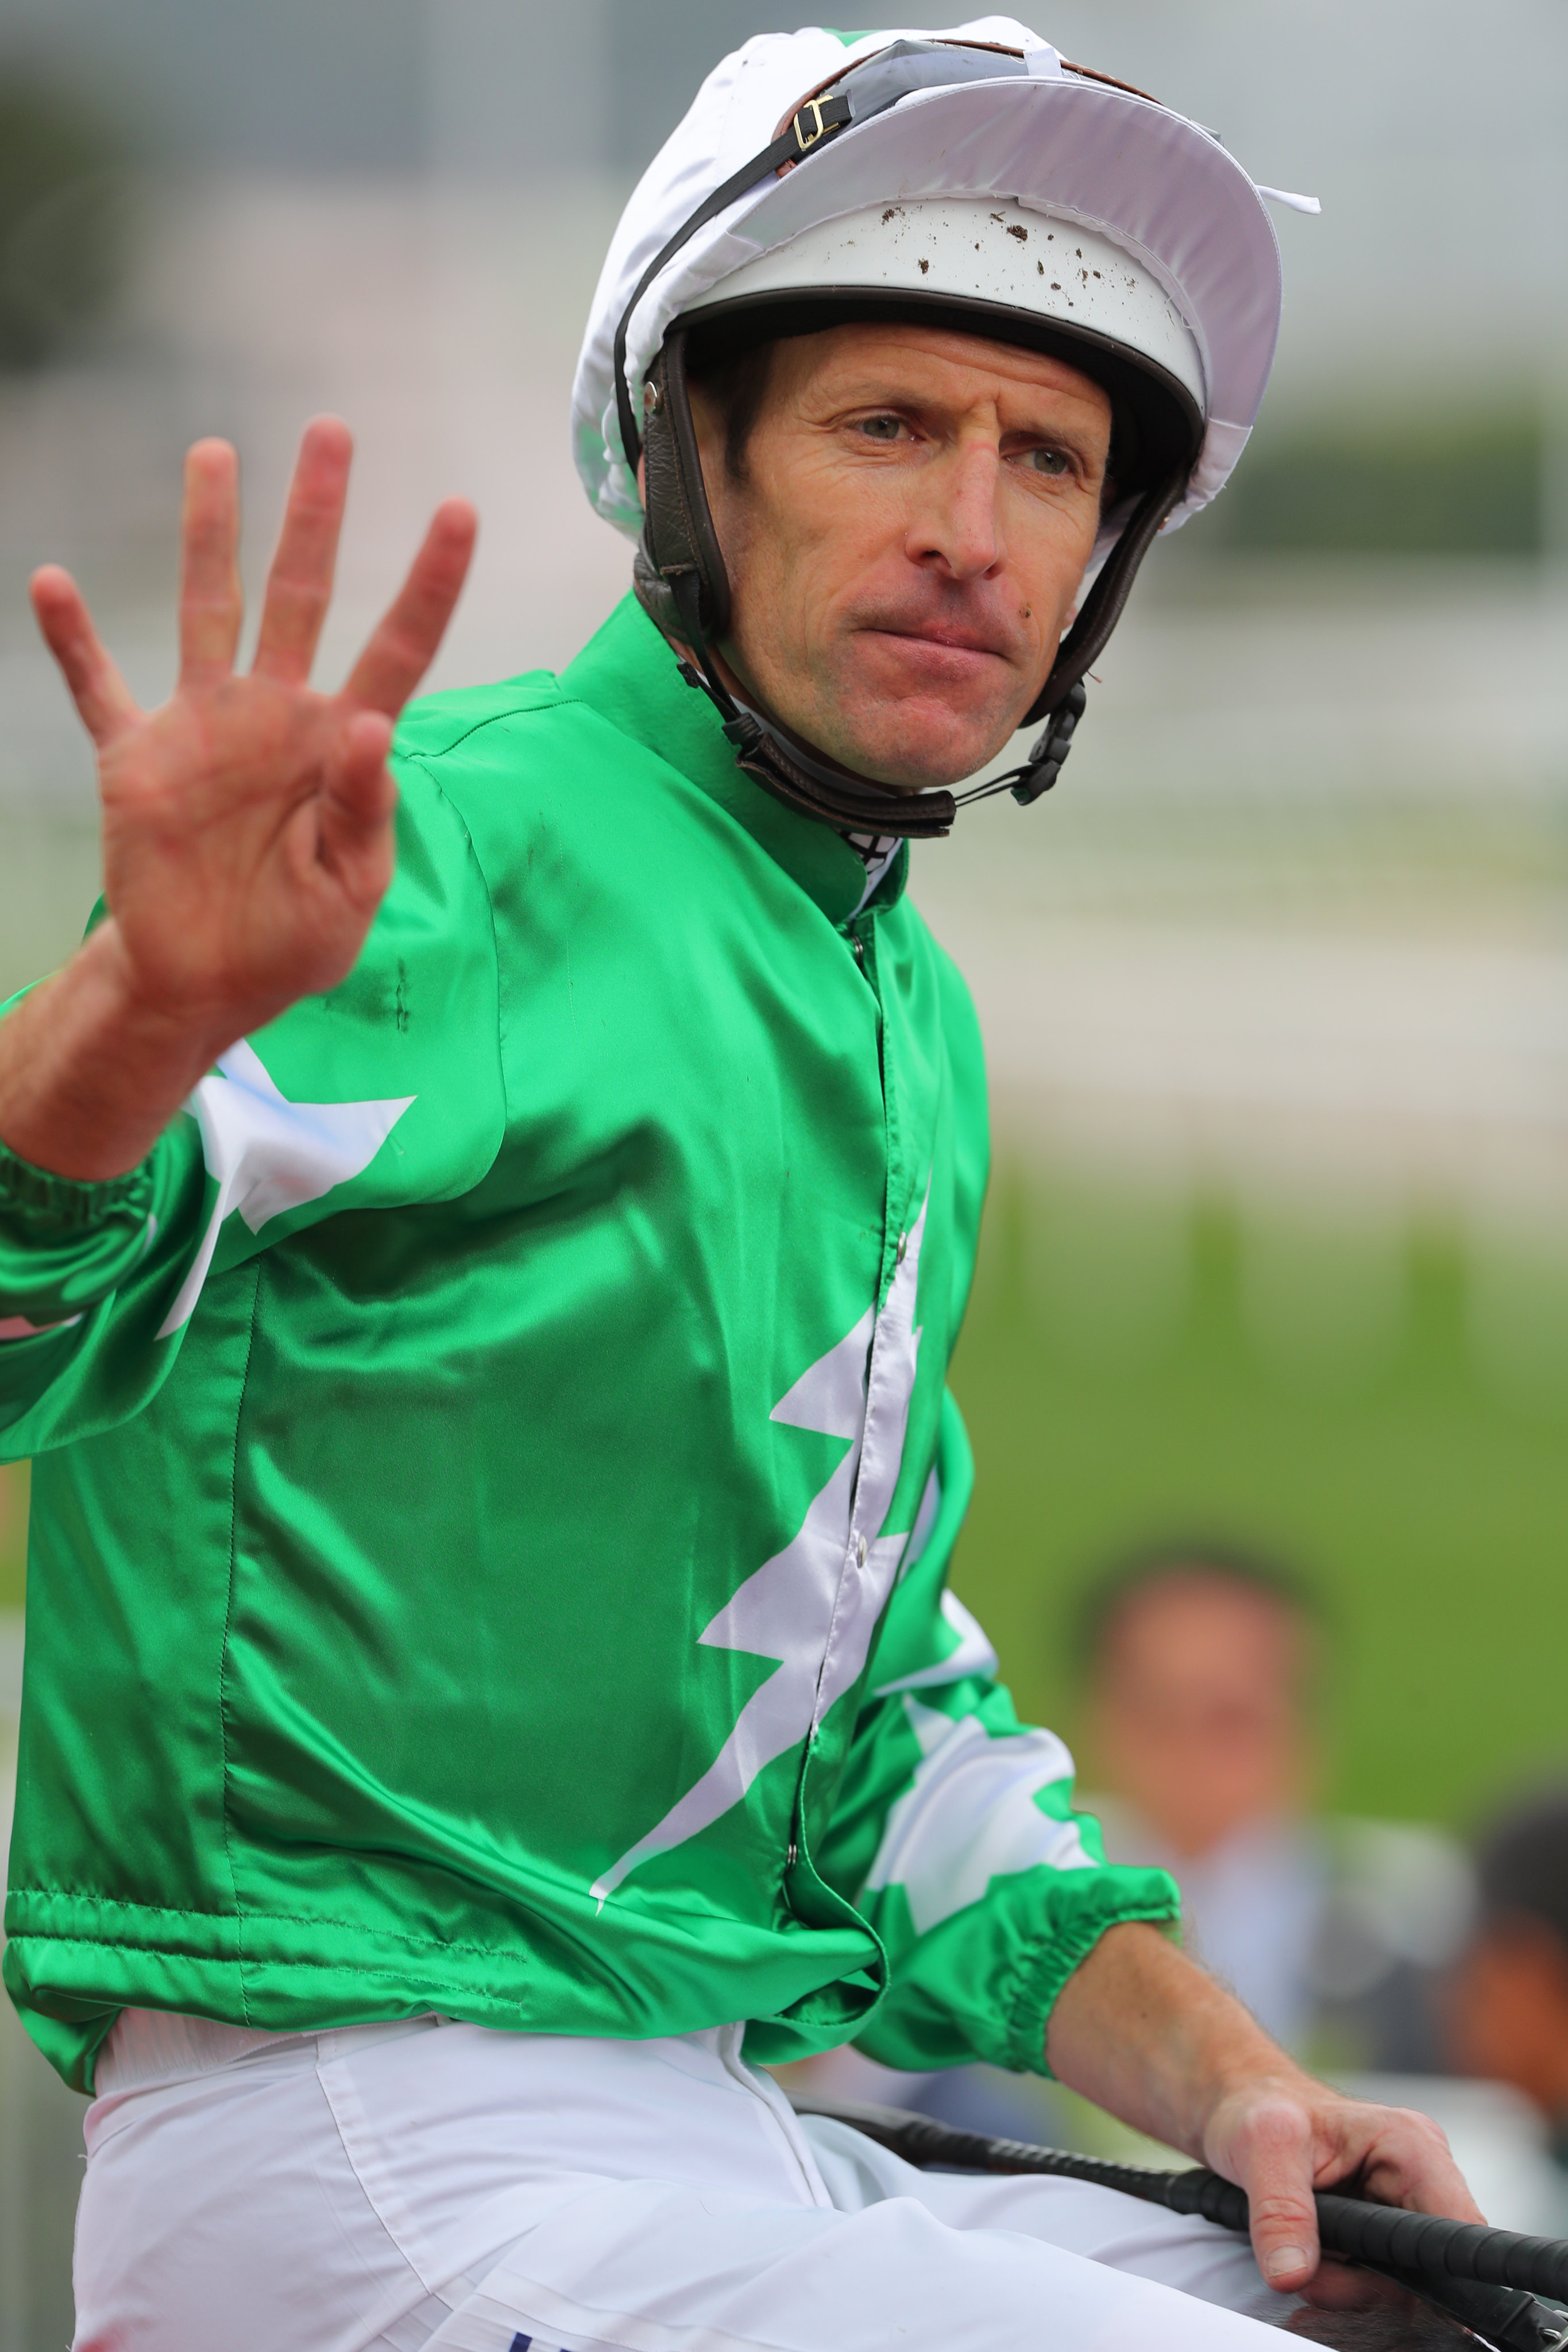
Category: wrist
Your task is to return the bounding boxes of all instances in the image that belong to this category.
[74,918,238,1075]
[0,925,226,1181]
[1118,1946,1308,2161]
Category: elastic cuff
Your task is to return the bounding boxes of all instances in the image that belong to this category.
[0,1137,156,1236]
[1009,1896,1180,2077]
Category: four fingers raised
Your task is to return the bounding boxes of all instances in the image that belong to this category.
[253,416,354,686]
[178,439,245,685]
[30,566,142,750]
[41,424,473,750]
[343,498,478,717]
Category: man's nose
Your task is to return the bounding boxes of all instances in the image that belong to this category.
[905,438,1003,580]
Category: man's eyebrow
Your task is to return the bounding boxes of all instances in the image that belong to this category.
[822,381,934,408]
[829,384,1084,421]
[1000,414,1106,453]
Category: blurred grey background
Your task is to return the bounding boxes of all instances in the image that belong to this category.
[1,4,1567,2344]
[2,0,1566,1213]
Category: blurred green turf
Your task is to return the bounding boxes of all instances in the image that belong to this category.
[1199,408,1548,557]
[0,1462,25,1610]
[948,1164,1568,1831]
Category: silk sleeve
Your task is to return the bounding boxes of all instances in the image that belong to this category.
[817,1389,1181,2075]
[0,754,505,1458]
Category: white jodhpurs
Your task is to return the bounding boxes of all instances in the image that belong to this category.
[74,2010,1297,2352]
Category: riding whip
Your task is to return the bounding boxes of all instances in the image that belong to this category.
[789,2095,1568,2352]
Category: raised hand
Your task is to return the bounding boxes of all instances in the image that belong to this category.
[37,418,474,1050]
[0,420,476,1181]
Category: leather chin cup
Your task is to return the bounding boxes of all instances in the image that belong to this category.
[632,326,1187,841]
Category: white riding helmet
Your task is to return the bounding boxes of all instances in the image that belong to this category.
[571,20,1299,838]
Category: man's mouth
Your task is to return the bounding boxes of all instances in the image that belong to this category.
[865,621,1014,662]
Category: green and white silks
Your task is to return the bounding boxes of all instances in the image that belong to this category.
[0,598,1176,2092]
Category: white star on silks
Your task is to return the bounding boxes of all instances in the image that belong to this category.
[156,1037,414,1338]
[590,1194,930,1907]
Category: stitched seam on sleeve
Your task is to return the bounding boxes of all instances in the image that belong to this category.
[401,694,578,764]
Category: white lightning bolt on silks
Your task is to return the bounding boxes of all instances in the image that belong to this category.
[156,1038,414,1338]
[591,1193,930,1905]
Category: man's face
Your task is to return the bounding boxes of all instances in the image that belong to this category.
[1086,1573,1316,1861]
[686,320,1113,792]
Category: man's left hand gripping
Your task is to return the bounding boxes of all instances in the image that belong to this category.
[1046,1922,1483,2305]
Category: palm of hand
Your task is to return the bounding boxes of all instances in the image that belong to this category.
[96,675,387,1039]
[34,420,476,1062]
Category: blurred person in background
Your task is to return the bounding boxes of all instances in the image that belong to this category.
[1080,1542,1472,2074]
[1080,1540,1326,2049]
[802,1539,1470,2149]
[1447,1786,1568,2176]
[0,21,1480,2352]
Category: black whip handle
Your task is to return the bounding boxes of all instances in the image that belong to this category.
[789,2096,1568,2304]
[1314,2197,1568,2305]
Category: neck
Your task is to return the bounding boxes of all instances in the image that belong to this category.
[669,636,960,842]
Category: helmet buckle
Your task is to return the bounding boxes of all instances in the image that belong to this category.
[791,96,842,152]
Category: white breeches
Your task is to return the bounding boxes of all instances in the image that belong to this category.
[75,2010,1296,2352]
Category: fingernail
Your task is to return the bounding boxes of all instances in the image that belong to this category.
[1265,2248,1308,2281]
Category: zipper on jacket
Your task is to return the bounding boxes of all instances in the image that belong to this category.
[851,920,886,1094]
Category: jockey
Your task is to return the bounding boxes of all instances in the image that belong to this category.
[0,22,1476,2352]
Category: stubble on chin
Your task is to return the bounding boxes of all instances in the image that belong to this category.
[818,703,1011,794]
[735,616,1028,793]
[816,663,1025,793]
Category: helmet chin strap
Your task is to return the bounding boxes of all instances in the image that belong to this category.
[635,544,1097,842]
[661,604,958,840]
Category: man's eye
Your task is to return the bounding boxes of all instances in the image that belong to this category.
[1029,447,1071,476]
[857,416,905,442]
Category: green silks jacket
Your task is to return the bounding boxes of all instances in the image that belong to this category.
[0,596,1177,2092]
